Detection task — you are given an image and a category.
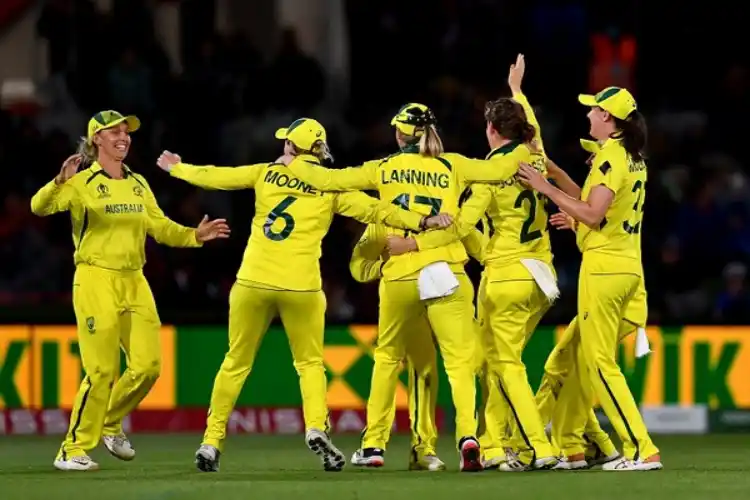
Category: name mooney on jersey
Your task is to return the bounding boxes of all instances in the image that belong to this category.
[264,170,319,195]
[381,169,450,188]
[104,203,145,214]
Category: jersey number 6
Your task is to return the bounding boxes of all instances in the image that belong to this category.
[264,195,297,241]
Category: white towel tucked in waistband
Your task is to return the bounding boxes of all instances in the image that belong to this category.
[520,258,560,303]
[418,262,459,300]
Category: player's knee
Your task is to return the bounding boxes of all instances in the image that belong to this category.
[292,357,323,374]
[133,360,161,383]
[87,366,118,386]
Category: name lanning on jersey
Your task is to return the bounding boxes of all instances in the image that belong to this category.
[264,170,318,195]
[105,203,145,214]
[380,169,449,188]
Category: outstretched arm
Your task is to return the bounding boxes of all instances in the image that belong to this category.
[286,157,380,191]
[412,184,493,250]
[169,163,268,190]
[333,191,424,231]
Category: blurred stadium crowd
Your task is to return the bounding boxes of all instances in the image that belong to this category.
[1,0,749,325]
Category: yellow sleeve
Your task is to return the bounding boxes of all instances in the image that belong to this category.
[170,162,267,190]
[333,191,423,231]
[350,225,387,283]
[449,149,531,184]
[137,174,202,248]
[286,157,380,191]
[30,179,77,216]
[513,92,545,153]
[413,184,493,250]
[461,227,488,264]
[587,150,627,195]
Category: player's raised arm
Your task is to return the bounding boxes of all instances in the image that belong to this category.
[350,224,388,283]
[30,154,82,216]
[508,54,545,155]
[138,173,230,247]
[333,190,451,232]
[157,150,267,190]
[411,184,493,251]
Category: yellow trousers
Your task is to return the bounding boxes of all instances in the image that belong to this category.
[482,263,554,460]
[475,272,507,462]
[557,256,659,460]
[59,265,161,459]
[402,318,440,458]
[362,273,477,449]
[203,281,328,451]
[521,278,649,457]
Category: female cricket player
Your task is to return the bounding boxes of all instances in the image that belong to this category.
[518,86,662,471]
[348,216,486,471]
[388,55,559,471]
[280,99,535,470]
[156,118,450,473]
[31,110,230,472]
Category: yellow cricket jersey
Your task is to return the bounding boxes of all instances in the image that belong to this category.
[410,92,552,275]
[576,137,646,270]
[285,137,528,280]
[30,162,200,271]
[350,223,487,283]
[169,154,425,291]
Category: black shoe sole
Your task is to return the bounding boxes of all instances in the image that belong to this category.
[195,452,219,472]
[307,436,345,472]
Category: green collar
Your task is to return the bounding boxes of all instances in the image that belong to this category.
[486,141,520,160]
[400,144,420,154]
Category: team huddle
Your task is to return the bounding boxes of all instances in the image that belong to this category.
[31,55,662,473]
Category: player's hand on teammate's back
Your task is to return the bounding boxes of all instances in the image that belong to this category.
[195,215,231,242]
[549,212,576,231]
[508,53,525,94]
[386,235,417,256]
[424,213,453,229]
[55,154,82,185]
[156,150,182,172]
[518,162,548,192]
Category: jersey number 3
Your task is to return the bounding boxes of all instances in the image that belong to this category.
[623,180,646,234]
[515,190,543,243]
[264,195,297,241]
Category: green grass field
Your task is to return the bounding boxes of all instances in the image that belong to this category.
[1,434,749,500]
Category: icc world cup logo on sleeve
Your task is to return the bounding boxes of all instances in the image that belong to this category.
[133,186,143,197]
[97,183,110,198]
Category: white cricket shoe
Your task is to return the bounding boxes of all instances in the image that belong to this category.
[53,455,99,471]
[603,456,663,471]
[306,428,345,472]
[103,433,136,461]
[497,451,558,472]
[351,448,385,467]
[552,455,589,470]
[195,444,221,472]
[409,453,446,471]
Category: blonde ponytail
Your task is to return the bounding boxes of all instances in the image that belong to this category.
[76,137,97,167]
[418,125,444,157]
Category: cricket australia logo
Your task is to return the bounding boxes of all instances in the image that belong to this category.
[133,185,143,197]
[97,183,110,198]
[86,316,96,333]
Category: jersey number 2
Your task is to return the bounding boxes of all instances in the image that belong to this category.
[623,180,645,234]
[264,195,297,241]
[515,189,543,243]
